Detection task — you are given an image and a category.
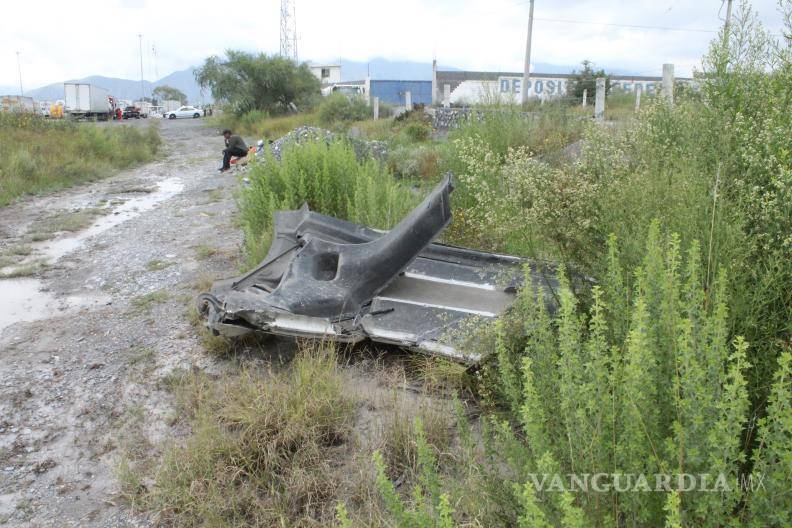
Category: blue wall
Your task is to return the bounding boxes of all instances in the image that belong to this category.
[369,80,432,106]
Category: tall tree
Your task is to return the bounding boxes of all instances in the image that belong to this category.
[195,51,320,115]
[151,85,187,104]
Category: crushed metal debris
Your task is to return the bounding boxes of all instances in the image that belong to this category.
[197,175,559,363]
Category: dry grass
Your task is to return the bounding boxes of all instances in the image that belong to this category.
[145,259,174,272]
[140,347,357,527]
[131,291,170,312]
[27,207,105,239]
[376,393,454,480]
[210,111,321,139]
[193,244,218,261]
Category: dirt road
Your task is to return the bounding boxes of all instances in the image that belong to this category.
[0,119,250,527]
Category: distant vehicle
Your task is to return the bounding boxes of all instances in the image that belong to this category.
[0,95,35,113]
[133,101,152,118]
[162,99,181,112]
[328,84,366,98]
[166,106,201,119]
[64,83,111,120]
[123,106,141,119]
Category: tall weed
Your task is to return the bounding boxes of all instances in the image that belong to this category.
[239,140,419,265]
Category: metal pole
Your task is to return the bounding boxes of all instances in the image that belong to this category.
[722,0,734,49]
[521,0,535,105]
[138,34,145,101]
[16,51,24,96]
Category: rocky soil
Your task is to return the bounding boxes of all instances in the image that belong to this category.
[0,118,250,527]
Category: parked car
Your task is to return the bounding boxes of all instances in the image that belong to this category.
[122,106,141,119]
[165,106,201,119]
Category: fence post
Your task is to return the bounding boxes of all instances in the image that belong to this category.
[443,84,451,108]
[662,63,674,106]
[431,59,438,106]
[582,88,587,107]
[635,85,642,112]
[373,97,379,120]
[594,77,605,121]
[405,90,412,111]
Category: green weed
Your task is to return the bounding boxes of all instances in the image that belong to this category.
[0,114,160,205]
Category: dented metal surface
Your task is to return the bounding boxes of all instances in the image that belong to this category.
[198,174,559,363]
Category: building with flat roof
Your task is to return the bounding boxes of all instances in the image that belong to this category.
[434,69,695,105]
[309,64,342,85]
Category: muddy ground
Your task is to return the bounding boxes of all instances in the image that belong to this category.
[0,118,450,527]
[0,118,268,526]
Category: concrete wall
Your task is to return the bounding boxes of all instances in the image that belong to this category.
[310,65,342,85]
[437,70,696,105]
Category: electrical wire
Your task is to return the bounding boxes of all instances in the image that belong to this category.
[531,17,716,33]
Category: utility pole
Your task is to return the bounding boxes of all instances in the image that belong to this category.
[722,0,734,48]
[16,51,24,95]
[521,0,535,105]
[138,34,145,101]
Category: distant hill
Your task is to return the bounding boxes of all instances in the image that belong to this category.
[21,68,210,104]
[337,58,453,81]
[0,85,23,96]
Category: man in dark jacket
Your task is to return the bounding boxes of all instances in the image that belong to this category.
[219,129,248,172]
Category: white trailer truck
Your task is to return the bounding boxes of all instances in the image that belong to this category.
[64,83,111,120]
[162,99,181,113]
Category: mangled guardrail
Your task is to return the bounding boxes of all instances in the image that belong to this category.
[197,174,559,363]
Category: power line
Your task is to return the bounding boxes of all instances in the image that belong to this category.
[531,17,717,33]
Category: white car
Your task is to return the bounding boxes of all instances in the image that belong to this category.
[165,106,202,119]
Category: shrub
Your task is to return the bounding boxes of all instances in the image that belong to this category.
[447,103,583,162]
[388,144,441,181]
[0,114,160,205]
[394,110,433,143]
[239,139,419,264]
[485,226,789,526]
[318,93,372,126]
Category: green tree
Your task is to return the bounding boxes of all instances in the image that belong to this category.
[151,85,187,104]
[566,60,611,102]
[195,50,320,116]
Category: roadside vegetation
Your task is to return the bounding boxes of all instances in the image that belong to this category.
[239,139,420,265]
[0,113,161,206]
[129,2,791,526]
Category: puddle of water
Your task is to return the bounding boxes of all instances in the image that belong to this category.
[37,177,184,262]
[0,278,108,335]
[0,177,183,337]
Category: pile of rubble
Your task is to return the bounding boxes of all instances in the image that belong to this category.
[269,126,334,160]
[269,126,388,162]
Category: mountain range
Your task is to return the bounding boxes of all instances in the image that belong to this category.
[9,67,208,103]
[4,58,590,103]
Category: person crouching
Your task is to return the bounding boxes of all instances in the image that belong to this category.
[219,129,248,172]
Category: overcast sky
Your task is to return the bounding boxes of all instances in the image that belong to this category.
[0,0,786,88]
